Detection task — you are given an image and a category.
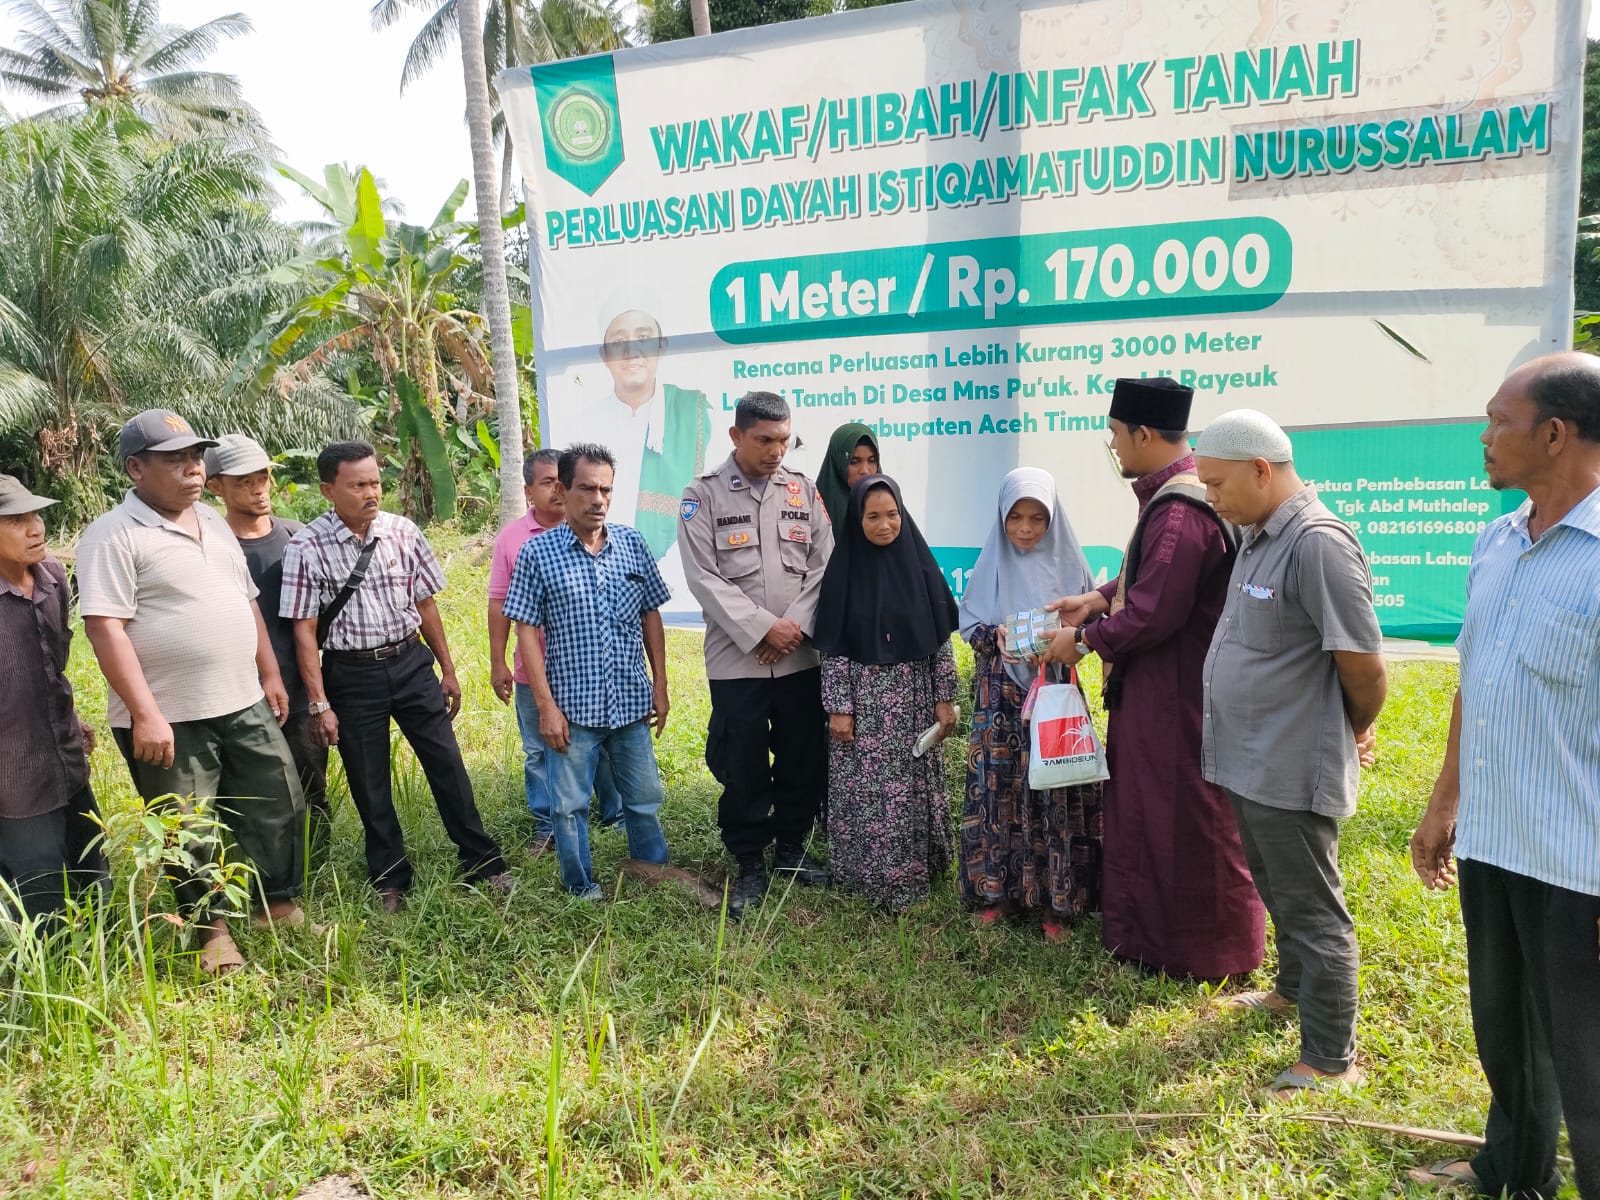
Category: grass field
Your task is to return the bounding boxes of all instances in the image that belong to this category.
[0,531,1562,1199]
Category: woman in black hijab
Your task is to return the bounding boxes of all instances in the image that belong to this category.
[813,475,960,910]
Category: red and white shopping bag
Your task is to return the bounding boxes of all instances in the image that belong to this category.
[1027,668,1109,790]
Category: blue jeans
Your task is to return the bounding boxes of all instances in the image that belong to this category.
[544,719,668,896]
[514,684,623,838]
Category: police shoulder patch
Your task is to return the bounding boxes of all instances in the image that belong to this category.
[680,499,700,521]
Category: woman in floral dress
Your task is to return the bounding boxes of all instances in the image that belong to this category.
[813,475,961,911]
[957,468,1104,939]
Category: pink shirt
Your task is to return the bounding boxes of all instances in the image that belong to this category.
[489,508,562,684]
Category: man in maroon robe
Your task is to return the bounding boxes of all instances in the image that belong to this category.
[1040,377,1265,980]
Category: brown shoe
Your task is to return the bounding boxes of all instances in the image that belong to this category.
[485,872,516,896]
[378,888,405,914]
[526,835,554,861]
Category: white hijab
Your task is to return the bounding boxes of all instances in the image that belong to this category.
[958,467,1093,686]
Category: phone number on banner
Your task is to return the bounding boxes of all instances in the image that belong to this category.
[709,218,1291,344]
[1356,520,1488,536]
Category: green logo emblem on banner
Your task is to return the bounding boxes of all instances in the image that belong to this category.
[533,56,623,195]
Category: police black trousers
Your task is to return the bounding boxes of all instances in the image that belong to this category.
[706,669,827,863]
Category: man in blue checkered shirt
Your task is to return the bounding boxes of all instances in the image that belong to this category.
[502,443,672,897]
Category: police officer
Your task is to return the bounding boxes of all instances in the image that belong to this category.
[679,391,834,917]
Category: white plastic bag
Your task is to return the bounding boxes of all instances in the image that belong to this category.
[1027,670,1109,790]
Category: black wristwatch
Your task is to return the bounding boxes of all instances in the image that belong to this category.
[1074,625,1090,650]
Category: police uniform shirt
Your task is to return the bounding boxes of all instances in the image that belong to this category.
[677,455,834,680]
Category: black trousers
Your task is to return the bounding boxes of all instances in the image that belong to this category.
[0,787,109,922]
[1461,859,1600,1200]
[706,669,827,863]
[281,712,331,862]
[323,641,506,891]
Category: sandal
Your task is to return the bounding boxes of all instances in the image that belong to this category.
[251,905,327,937]
[976,906,1006,927]
[1265,1066,1362,1099]
[1404,1160,1480,1191]
[1041,916,1068,943]
[198,931,244,976]
[1222,989,1295,1015]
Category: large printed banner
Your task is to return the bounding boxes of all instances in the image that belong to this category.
[501,0,1585,638]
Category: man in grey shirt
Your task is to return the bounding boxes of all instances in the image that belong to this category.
[79,410,309,974]
[1195,409,1387,1098]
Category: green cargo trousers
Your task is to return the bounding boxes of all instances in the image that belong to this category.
[114,698,305,920]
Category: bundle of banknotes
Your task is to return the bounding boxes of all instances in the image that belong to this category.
[1006,607,1060,659]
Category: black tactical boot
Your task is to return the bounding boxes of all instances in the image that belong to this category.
[727,859,769,920]
[772,843,831,888]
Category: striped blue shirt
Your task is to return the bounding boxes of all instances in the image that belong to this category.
[501,522,670,730]
[1456,486,1600,897]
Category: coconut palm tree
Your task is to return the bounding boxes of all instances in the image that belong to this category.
[0,0,268,149]
[370,0,629,213]
[455,0,525,525]
[0,111,358,518]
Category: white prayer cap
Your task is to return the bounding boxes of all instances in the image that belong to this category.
[598,290,666,342]
[1194,409,1294,462]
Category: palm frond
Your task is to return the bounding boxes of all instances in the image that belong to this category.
[1,38,97,88]
[123,0,161,53]
[129,13,254,76]
[0,292,44,359]
[5,0,90,66]
[210,374,369,452]
[80,0,125,72]
[398,0,460,92]
[0,59,79,99]
[0,363,54,439]
[369,0,443,32]
[137,69,267,144]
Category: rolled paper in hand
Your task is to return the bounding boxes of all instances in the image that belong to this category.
[913,706,960,757]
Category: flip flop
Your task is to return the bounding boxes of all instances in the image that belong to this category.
[1404,1160,1480,1191]
[198,933,244,976]
[1265,1067,1361,1099]
[1041,916,1068,943]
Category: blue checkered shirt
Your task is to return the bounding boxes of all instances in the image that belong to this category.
[501,522,671,729]
[1456,487,1600,897]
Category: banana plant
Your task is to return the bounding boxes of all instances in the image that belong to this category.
[394,373,457,520]
[232,164,494,520]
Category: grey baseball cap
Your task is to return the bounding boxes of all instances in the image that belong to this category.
[203,434,274,478]
[0,474,58,517]
[117,409,218,460]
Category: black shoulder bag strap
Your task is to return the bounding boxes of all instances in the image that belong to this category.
[316,538,378,648]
